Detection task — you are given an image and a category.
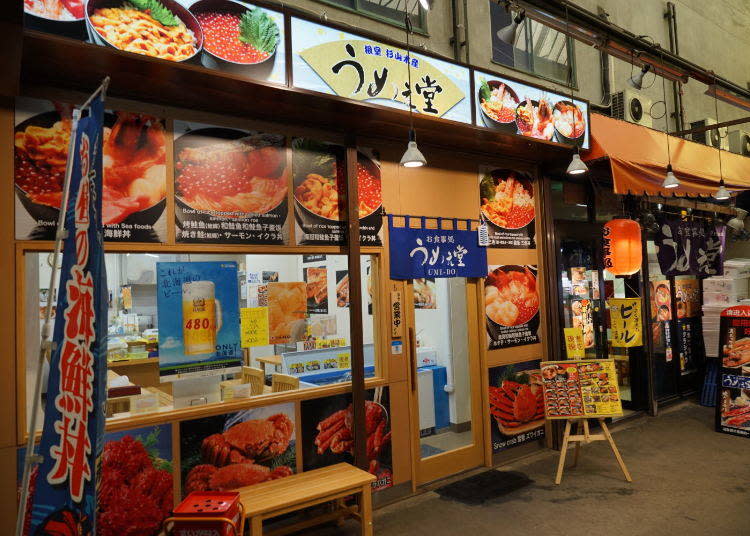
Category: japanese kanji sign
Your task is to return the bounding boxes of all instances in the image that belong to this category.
[27,95,108,535]
[564,327,586,358]
[292,18,471,123]
[655,218,726,277]
[716,305,750,438]
[388,215,488,279]
[608,298,642,348]
[240,307,269,348]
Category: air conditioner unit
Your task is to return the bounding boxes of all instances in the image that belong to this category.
[728,129,750,156]
[610,90,653,128]
[690,118,729,150]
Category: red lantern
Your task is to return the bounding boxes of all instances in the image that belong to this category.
[603,219,642,275]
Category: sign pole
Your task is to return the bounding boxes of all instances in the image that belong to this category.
[15,77,109,536]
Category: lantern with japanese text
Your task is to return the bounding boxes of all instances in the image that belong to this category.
[603,219,642,276]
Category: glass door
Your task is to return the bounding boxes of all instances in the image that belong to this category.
[406,277,484,484]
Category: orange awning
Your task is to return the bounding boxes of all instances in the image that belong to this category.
[584,113,750,196]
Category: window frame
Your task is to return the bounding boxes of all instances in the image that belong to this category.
[313,0,429,36]
[17,243,389,440]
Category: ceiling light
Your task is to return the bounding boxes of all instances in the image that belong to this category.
[401,129,426,168]
[419,0,431,10]
[566,152,588,175]
[727,209,746,231]
[628,64,651,90]
[497,10,526,45]
[714,179,731,200]
[663,164,679,189]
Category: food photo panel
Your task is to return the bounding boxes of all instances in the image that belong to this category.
[173,120,289,244]
[23,0,287,85]
[14,97,168,242]
[479,166,536,249]
[485,264,541,350]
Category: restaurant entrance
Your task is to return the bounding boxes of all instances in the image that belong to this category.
[405,277,484,485]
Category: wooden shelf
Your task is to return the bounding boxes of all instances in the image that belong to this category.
[108,357,159,368]
[20,30,573,164]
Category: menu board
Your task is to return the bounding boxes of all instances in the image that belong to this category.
[291,17,471,124]
[541,360,623,418]
[291,138,382,245]
[23,1,287,85]
[485,265,540,350]
[717,305,750,438]
[173,120,288,244]
[473,69,590,149]
[14,97,167,242]
[478,167,536,249]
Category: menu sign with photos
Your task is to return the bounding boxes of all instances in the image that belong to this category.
[479,167,536,249]
[14,97,168,242]
[259,282,307,344]
[304,266,329,314]
[541,360,623,418]
[485,265,540,350]
[570,298,595,349]
[173,121,288,244]
[291,17,471,123]
[717,305,750,438]
[292,139,383,245]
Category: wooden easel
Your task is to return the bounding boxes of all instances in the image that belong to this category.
[554,418,632,485]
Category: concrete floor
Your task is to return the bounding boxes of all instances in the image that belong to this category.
[318,402,750,536]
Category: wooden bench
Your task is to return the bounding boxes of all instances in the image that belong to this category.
[237,463,376,536]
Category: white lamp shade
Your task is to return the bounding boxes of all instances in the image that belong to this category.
[497,21,520,45]
[400,140,426,167]
[714,183,731,200]
[663,170,679,189]
[566,153,588,175]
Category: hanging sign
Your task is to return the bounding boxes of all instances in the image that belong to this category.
[388,215,488,280]
[564,327,586,358]
[716,305,750,438]
[655,218,726,277]
[391,290,403,338]
[240,307,269,348]
[26,96,108,535]
[603,219,642,276]
[291,18,471,123]
[608,298,643,348]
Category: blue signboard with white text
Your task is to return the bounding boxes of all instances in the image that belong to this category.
[157,261,242,380]
[388,215,487,280]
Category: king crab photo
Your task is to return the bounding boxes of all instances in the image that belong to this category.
[185,413,294,494]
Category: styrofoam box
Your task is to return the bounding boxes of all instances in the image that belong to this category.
[703,277,749,294]
[723,259,750,277]
[704,290,749,305]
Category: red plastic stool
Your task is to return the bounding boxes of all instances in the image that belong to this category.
[163,491,245,536]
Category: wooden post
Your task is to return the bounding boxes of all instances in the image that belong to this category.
[345,139,368,470]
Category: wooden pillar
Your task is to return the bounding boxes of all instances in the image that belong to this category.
[345,139,368,470]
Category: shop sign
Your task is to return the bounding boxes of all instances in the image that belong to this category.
[655,218,725,277]
[473,68,590,149]
[391,290,403,338]
[240,307,269,348]
[388,216,488,280]
[478,167,536,249]
[485,265,540,350]
[608,298,642,348]
[716,305,750,438]
[291,17,471,123]
[564,327,586,358]
[488,360,545,453]
[27,96,108,535]
[156,261,242,380]
[540,360,623,418]
[677,317,702,373]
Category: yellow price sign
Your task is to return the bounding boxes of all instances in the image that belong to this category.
[564,327,586,358]
[337,352,351,370]
[240,307,269,348]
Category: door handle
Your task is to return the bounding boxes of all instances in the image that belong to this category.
[409,327,417,392]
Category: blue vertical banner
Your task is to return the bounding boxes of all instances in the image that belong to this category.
[25,96,108,535]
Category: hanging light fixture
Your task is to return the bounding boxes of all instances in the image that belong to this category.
[628,64,652,91]
[400,9,426,168]
[715,179,730,200]
[418,0,431,10]
[659,52,679,190]
[727,208,747,231]
[711,73,730,200]
[497,6,525,45]
[563,5,588,176]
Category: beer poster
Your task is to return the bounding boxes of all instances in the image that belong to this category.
[540,360,623,418]
[608,298,643,348]
[156,261,242,380]
[717,305,750,438]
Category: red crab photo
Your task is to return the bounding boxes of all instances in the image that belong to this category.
[302,387,393,491]
[488,361,545,453]
[181,403,296,497]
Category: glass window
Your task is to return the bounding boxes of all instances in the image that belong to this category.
[316,0,426,32]
[24,252,379,428]
[490,2,575,86]
[551,180,589,221]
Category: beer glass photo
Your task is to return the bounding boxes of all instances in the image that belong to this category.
[182,280,223,356]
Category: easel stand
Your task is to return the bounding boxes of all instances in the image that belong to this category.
[555,418,632,485]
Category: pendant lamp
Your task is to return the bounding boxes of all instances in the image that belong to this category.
[400,10,425,168]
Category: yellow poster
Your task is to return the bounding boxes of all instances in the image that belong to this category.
[299,41,465,118]
[608,298,642,348]
[240,307,269,348]
[564,327,586,358]
[540,360,623,418]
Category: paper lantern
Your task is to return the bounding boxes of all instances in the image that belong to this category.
[603,219,642,276]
